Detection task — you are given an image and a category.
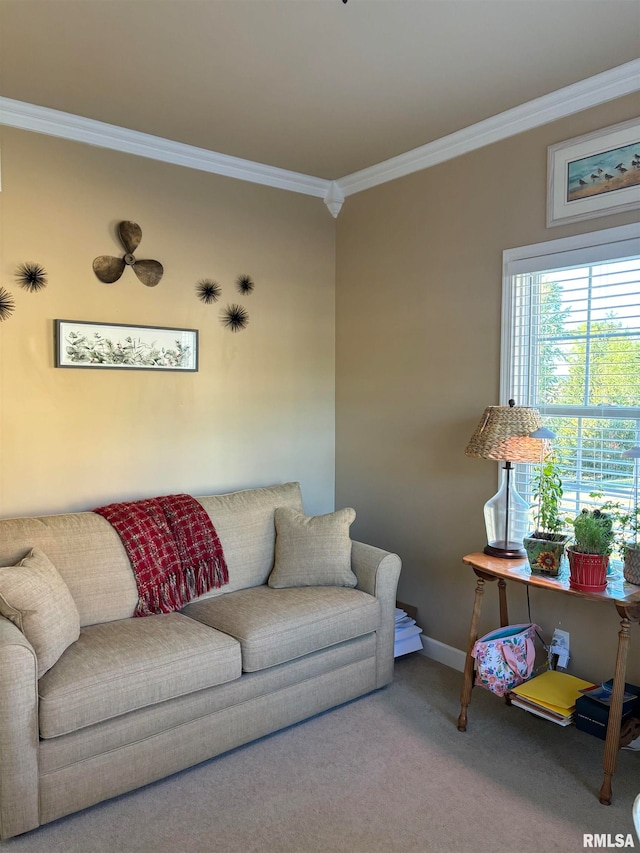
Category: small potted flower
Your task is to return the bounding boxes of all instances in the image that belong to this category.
[523,455,570,577]
[567,508,614,592]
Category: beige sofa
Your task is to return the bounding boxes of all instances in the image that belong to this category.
[0,482,401,840]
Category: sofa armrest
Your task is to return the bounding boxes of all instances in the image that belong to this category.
[0,616,40,840]
[351,541,401,688]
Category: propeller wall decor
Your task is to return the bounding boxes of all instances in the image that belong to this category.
[93,221,164,287]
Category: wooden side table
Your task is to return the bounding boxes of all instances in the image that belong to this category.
[457,552,640,804]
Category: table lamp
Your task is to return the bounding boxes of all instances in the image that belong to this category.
[465,399,547,558]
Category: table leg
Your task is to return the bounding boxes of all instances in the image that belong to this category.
[497,578,513,705]
[498,578,509,627]
[599,606,637,804]
[498,578,509,628]
[457,576,486,732]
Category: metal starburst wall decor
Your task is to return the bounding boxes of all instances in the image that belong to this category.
[220,304,249,332]
[15,262,48,292]
[196,273,254,332]
[236,274,255,295]
[0,287,16,321]
[196,279,222,304]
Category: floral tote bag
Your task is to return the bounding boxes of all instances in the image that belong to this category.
[472,623,540,697]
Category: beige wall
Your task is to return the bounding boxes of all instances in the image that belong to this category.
[335,94,640,684]
[1,96,638,684]
[0,128,336,518]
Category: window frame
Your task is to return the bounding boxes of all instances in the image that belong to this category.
[500,222,640,519]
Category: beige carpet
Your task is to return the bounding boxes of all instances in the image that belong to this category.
[4,654,639,853]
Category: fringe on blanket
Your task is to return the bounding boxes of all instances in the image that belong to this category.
[94,493,228,616]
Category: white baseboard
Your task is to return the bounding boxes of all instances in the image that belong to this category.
[418,634,466,672]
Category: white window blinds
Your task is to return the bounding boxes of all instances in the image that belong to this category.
[502,224,640,520]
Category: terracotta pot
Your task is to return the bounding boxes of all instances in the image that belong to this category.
[567,547,609,592]
[623,545,640,586]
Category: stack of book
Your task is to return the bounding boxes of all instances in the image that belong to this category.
[509,670,596,726]
[394,607,423,657]
[576,680,640,742]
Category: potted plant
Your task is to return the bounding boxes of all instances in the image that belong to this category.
[599,446,640,586]
[597,499,640,586]
[523,455,570,577]
[619,503,640,585]
[621,447,640,586]
[567,508,615,592]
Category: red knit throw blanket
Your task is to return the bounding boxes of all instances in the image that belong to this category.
[94,494,228,617]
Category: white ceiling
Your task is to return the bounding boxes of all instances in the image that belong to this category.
[0,0,639,180]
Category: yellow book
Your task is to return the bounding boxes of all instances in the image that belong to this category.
[511,670,595,711]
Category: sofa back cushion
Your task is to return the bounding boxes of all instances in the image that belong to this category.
[0,482,303,627]
[0,512,138,627]
[196,481,303,598]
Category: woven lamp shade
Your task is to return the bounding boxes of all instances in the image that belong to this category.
[465,404,546,463]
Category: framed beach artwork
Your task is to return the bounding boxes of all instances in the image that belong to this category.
[547,118,640,227]
[55,320,198,371]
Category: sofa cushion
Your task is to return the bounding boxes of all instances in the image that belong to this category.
[196,482,304,596]
[0,548,80,678]
[38,613,241,738]
[0,512,139,627]
[183,585,380,672]
[268,507,357,589]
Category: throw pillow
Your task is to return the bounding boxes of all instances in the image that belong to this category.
[0,547,80,677]
[268,507,357,589]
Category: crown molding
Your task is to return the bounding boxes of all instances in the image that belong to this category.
[334,59,640,198]
[324,181,345,218]
[0,97,332,200]
[0,59,637,214]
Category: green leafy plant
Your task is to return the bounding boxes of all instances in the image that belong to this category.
[531,455,565,538]
[569,508,614,556]
[595,498,640,557]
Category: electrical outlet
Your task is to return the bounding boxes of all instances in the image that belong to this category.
[552,629,570,653]
[549,628,570,670]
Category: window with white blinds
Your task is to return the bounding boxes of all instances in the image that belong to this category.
[501,224,640,530]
